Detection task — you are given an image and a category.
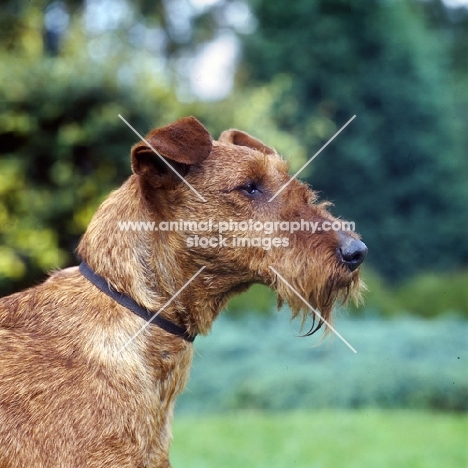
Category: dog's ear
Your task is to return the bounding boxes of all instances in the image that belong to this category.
[218,129,276,155]
[131,116,212,186]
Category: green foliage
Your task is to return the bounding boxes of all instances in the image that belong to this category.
[225,284,277,318]
[2,0,467,311]
[177,315,468,413]
[0,47,180,294]
[172,410,467,468]
[0,28,306,296]
[349,268,468,319]
[194,75,310,172]
[222,268,468,320]
[396,271,468,318]
[0,0,220,59]
[243,0,468,282]
[347,268,402,317]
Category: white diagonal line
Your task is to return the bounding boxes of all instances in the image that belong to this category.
[269,115,356,202]
[119,266,206,353]
[269,266,357,353]
[118,114,206,202]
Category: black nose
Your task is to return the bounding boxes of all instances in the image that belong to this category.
[337,232,368,272]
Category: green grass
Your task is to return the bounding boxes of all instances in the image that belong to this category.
[171,409,467,468]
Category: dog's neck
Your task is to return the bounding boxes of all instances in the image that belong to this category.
[78,261,196,342]
[76,176,233,336]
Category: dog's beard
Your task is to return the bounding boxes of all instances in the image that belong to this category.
[275,272,363,336]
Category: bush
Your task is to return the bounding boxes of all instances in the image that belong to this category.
[0,48,185,295]
[348,268,468,319]
[395,271,468,318]
[176,314,468,413]
[225,284,277,318]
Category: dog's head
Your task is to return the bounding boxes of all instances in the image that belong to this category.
[130,116,367,333]
[80,116,366,335]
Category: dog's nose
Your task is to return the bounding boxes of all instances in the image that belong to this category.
[337,232,368,272]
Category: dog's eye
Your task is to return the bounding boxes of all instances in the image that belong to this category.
[239,182,260,196]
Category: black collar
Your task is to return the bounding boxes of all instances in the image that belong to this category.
[79,261,196,343]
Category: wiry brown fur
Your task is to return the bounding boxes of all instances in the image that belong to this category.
[0,117,365,467]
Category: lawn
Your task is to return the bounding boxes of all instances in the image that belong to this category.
[171,409,467,468]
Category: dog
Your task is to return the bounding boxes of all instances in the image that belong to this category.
[0,116,366,467]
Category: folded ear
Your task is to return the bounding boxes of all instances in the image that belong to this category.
[218,129,276,155]
[131,116,212,187]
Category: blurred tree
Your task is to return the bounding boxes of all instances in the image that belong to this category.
[0,0,222,294]
[0,48,181,294]
[417,0,468,181]
[2,0,467,302]
[0,3,304,297]
[242,0,468,282]
[417,0,468,77]
[0,0,234,60]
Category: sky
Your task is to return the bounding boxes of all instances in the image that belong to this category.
[442,0,468,7]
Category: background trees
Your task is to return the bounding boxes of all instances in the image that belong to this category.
[243,0,468,282]
[1,0,467,313]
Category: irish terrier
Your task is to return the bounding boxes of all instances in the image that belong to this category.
[0,116,366,467]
